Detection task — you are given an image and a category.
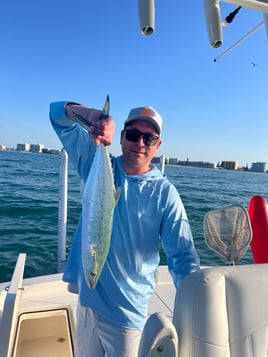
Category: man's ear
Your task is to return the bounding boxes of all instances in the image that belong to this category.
[157,139,162,149]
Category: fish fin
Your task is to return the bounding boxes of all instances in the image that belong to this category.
[114,187,121,205]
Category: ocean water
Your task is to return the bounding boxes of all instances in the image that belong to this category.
[1,150,268,283]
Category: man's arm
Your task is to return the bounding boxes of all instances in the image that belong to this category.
[160,185,200,289]
[65,103,115,146]
[49,101,115,180]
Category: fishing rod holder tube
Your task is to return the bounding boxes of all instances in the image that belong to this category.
[264,13,268,37]
[138,0,155,36]
[203,0,223,48]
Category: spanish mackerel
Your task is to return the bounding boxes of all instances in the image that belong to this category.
[72,96,120,288]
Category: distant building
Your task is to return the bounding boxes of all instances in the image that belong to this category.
[17,143,30,152]
[29,144,44,153]
[16,143,60,154]
[42,148,60,155]
[0,145,6,150]
[50,149,60,155]
[251,162,267,173]
[220,161,238,170]
[169,157,178,165]
[177,160,216,169]
[151,156,168,165]
[151,156,161,164]
[152,157,216,169]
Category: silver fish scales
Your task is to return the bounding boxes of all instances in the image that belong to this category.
[81,143,120,288]
[72,95,120,288]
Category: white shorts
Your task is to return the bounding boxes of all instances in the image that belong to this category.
[75,303,142,357]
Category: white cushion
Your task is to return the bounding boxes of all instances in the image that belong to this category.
[138,312,178,357]
[173,264,268,357]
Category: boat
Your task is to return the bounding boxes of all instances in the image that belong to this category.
[0,147,177,357]
[1,1,268,356]
[1,201,268,357]
[0,254,176,357]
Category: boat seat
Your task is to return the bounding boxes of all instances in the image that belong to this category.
[138,264,268,357]
[138,312,178,356]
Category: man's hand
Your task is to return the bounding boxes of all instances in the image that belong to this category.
[66,104,115,146]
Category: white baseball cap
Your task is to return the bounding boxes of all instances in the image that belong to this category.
[124,106,162,135]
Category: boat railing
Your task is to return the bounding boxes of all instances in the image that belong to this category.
[0,253,26,357]
[58,149,68,273]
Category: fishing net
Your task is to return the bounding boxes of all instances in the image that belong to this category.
[203,205,252,265]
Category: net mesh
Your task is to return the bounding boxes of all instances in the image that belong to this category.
[203,205,252,264]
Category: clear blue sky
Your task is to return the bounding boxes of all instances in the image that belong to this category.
[1,0,267,167]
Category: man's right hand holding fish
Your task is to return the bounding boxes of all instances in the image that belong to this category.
[65,101,115,146]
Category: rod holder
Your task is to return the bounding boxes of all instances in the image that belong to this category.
[203,0,223,48]
[138,0,155,36]
[263,13,268,38]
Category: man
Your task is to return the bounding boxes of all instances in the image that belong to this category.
[50,100,200,357]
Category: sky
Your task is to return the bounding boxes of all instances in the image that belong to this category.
[0,0,267,167]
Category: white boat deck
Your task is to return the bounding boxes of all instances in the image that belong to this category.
[148,266,176,318]
[0,265,175,357]
[0,265,175,314]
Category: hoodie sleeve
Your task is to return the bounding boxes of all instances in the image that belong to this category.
[160,183,200,289]
[49,101,96,180]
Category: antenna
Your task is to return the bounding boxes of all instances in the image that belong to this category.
[223,6,242,26]
[214,21,264,62]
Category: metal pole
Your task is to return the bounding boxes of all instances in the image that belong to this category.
[57,148,68,273]
[214,21,264,62]
[160,154,166,174]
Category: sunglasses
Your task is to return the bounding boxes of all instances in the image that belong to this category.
[124,129,159,146]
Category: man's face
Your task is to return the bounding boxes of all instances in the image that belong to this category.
[120,119,162,175]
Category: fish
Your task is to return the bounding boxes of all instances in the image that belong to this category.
[71,112,94,133]
[72,95,121,288]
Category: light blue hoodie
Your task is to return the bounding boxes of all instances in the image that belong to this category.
[50,101,200,329]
